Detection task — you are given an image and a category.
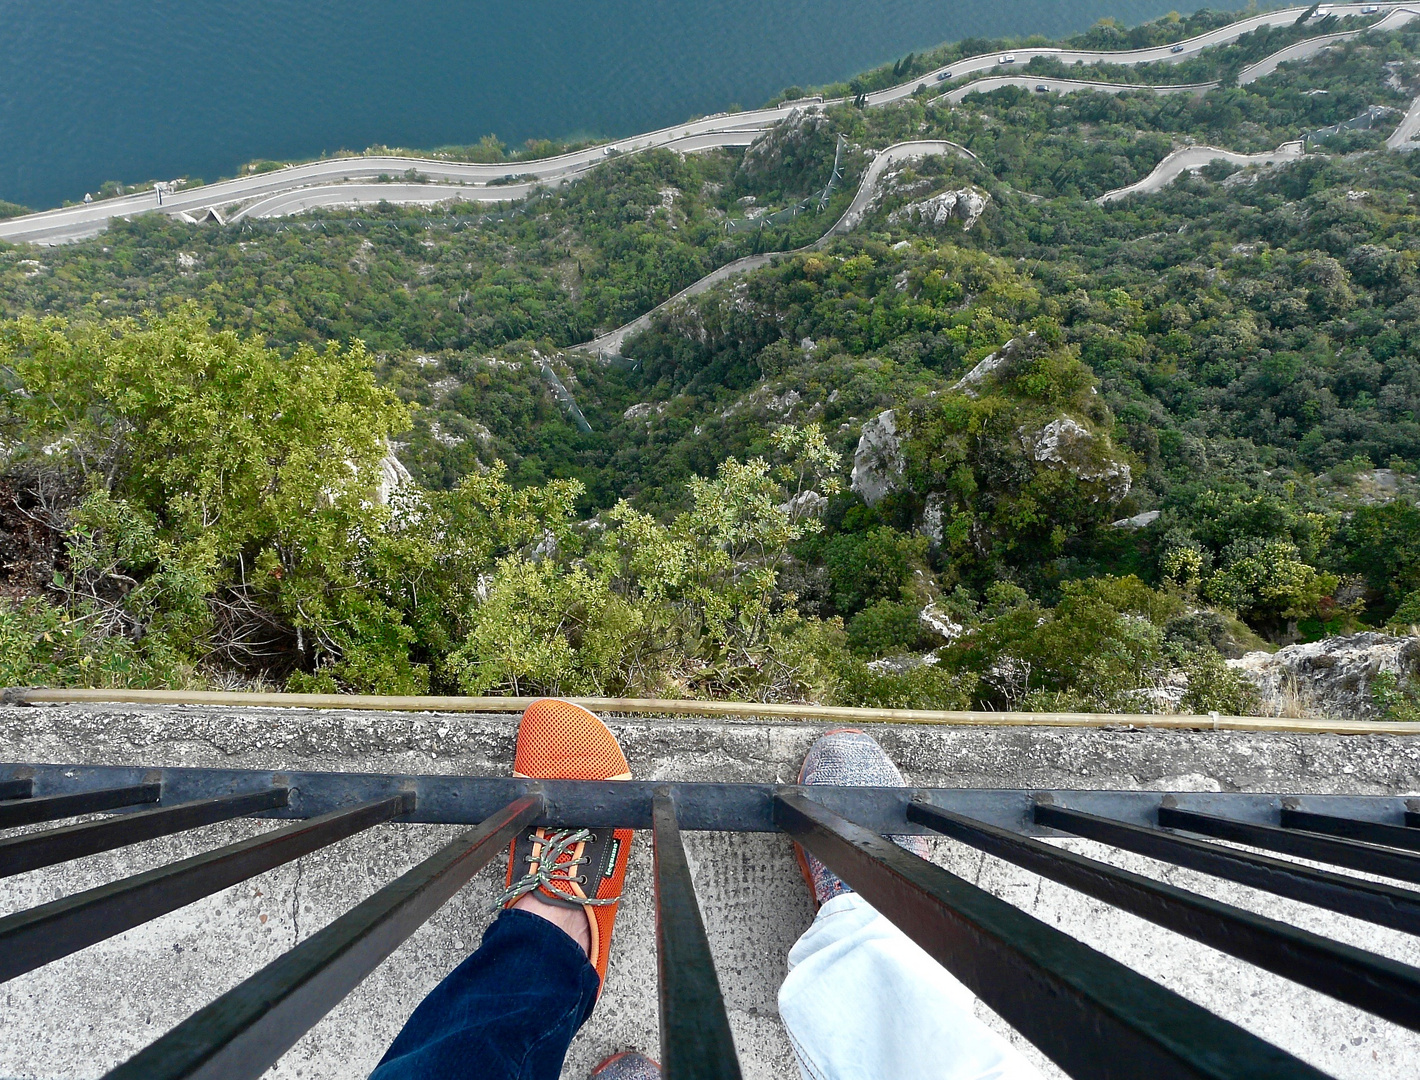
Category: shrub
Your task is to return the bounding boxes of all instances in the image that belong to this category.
[1205,538,1338,625]
[449,558,648,696]
[824,527,928,616]
[0,308,411,689]
[846,599,934,656]
[832,659,977,710]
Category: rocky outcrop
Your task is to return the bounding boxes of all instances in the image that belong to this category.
[740,107,828,176]
[1111,510,1161,529]
[1020,417,1132,502]
[780,489,828,521]
[1324,467,1418,506]
[850,410,904,506]
[888,187,990,230]
[370,445,413,506]
[951,334,1032,397]
[919,601,963,642]
[1228,632,1420,720]
[868,652,940,675]
[921,493,947,545]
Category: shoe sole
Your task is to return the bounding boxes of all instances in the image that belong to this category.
[590,1051,662,1077]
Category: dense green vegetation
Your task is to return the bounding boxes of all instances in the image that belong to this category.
[5,8,1420,713]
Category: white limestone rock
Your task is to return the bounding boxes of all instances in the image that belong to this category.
[921,493,947,545]
[1021,417,1132,502]
[780,489,828,520]
[951,334,1034,397]
[373,446,414,507]
[868,652,941,675]
[919,602,964,642]
[888,187,990,230]
[851,410,904,506]
[1128,670,1190,712]
[1228,632,1420,720]
[1111,510,1161,529]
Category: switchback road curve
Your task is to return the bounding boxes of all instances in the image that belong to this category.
[574,140,976,357]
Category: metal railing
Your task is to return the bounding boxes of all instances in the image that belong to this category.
[1,762,1418,1078]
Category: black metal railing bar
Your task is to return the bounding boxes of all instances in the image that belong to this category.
[1036,803,1420,936]
[5,764,1420,1079]
[1280,808,1420,854]
[1159,806,1420,885]
[104,795,541,1080]
[910,802,1420,1031]
[0,788,291,878]
[651,793,743,1080]
[4,763,1419,835]
[775,792,1332,1080]
[0,782,161,829]
[0,794,413,982]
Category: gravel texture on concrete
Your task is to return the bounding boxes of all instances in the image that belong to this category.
[0,703,1417,1079]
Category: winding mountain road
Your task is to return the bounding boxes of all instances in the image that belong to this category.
[1096,142,1307,204]
[571,4,1420,353]
[941,76,1212,103]
[575,140,975,357]
[943,6,1419,105]
[868,2,1397,103]
[0,2,1403,246]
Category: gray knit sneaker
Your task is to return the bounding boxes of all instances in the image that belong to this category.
[795,728,930,908]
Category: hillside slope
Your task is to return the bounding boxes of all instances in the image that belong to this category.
[4,8,1420,717]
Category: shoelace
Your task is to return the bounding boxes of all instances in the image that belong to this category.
[495,828,618,911]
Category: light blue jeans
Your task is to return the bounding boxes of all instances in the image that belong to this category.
[779,892,1043,1080]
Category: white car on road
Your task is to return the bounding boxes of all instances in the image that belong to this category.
[998,54,1016,64]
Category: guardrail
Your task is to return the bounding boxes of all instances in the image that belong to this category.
[1,763,1418,1077]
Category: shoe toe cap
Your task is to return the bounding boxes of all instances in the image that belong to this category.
[515,699,631,780]
[799,729,907,788]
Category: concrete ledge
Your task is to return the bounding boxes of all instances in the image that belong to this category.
[0,704,1417,1079]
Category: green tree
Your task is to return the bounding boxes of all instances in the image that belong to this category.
[1334,502,1420,616]
[1205,538,1338,628]
[824,526,928,616]
[0,308,412,689]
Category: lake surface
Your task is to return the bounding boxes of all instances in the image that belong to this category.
[0,0,1245,210]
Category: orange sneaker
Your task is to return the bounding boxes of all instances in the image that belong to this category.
[498,699,633,990]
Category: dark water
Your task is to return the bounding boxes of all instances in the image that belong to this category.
[0,0,1243,210]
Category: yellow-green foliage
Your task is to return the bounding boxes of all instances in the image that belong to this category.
[0,308,410,688]
[437,425,847,700]
[1205,538,1340,624]
[2,307,406,555]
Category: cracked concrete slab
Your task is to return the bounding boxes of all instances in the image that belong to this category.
[0,703,1417,1079]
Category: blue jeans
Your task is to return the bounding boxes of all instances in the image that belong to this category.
[371,910,601,1080]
